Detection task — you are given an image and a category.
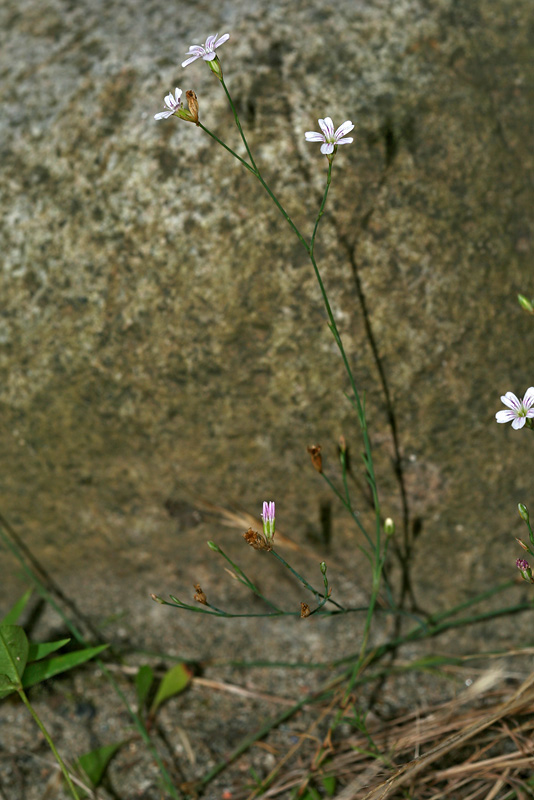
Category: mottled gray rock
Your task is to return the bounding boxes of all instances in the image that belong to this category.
[1,0,534,633]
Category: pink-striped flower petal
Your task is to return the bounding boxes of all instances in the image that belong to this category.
[496,389,534,429]
[154,88,182,120]
[261,501,276,541]
[182,32,230,67]
[305,116,354,156]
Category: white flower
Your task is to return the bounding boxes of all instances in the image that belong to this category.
[305,117,354,155]
[182,33,230,67]
[154,88,182,120]
[495,388,534,429]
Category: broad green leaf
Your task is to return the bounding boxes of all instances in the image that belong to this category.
[135,664,154,709]
[321,775,336,796]
[28,639,71,663]
[294,788,321,800]
[1,590,33,625]
[0,625,29,698]
[77,741,125,787]
[22,644,108,690]
[150,663,190,716]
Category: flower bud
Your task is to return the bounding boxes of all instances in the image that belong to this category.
[207,541,221,552]
[518,503,530,523]
[151,594,165,604]
[384,518,395,537]
[261,501,276,542]
[518,294,534,313]
[516,537,530,552]
[208,56,223,80]
[516,557,534,583]
[320,561,327,575]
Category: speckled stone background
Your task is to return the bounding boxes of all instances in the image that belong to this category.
[1,0,534,650]
[2,0,534,797]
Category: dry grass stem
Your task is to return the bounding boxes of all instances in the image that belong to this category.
[257,669,534,800]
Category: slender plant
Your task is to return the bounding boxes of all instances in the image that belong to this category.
[152,33,397,678]
[496,293,534,584]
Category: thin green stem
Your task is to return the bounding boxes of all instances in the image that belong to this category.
[197,684,338,789]
[17,686,81,800]
[320,471,374,551]
[269,549,346,611]
[429,580,516,624]
[332,584,530,669]
[340,450,351,510]
[269,549,321,597]
[161,595,351,617]
[213,81,378,493]
[194,593,534,792]
[198,121,256,174]
[213,545,282,610]
[211,80,387,670]
[309,160,332,255]
[219,80,310,250]
[220,78,259,172]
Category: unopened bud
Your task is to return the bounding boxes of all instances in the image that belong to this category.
[151,594,165,604]
[207,541,221,552]
[261,501,276,542]
[516,537,530,552]
[518,503,530,523]
[320,561,327,575]
[384,518,395,537]
[516,558,534,583]
[208,56,223,80]
[518,294,534,313]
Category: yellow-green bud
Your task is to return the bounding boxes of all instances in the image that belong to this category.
[518,294,534,313]
[518,503,530,523]
[207,540,221,552]
[208,56,223,80]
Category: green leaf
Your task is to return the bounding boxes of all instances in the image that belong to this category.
[1,590,33,625]
[28,639,71,663]
[22,644,108,690]
[135,665,154,709]
[150,663,191,716]
[295,788,321,800]
[77,741,125,787]
[321,775,336,796]
[0,625,29,698]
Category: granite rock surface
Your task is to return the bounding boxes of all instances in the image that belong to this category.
[1,0,533,637]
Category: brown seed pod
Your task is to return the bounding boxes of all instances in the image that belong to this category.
[307,444,323,473]
[300,602,311,618]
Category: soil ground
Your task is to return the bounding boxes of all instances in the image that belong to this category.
[1,510,531,800]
